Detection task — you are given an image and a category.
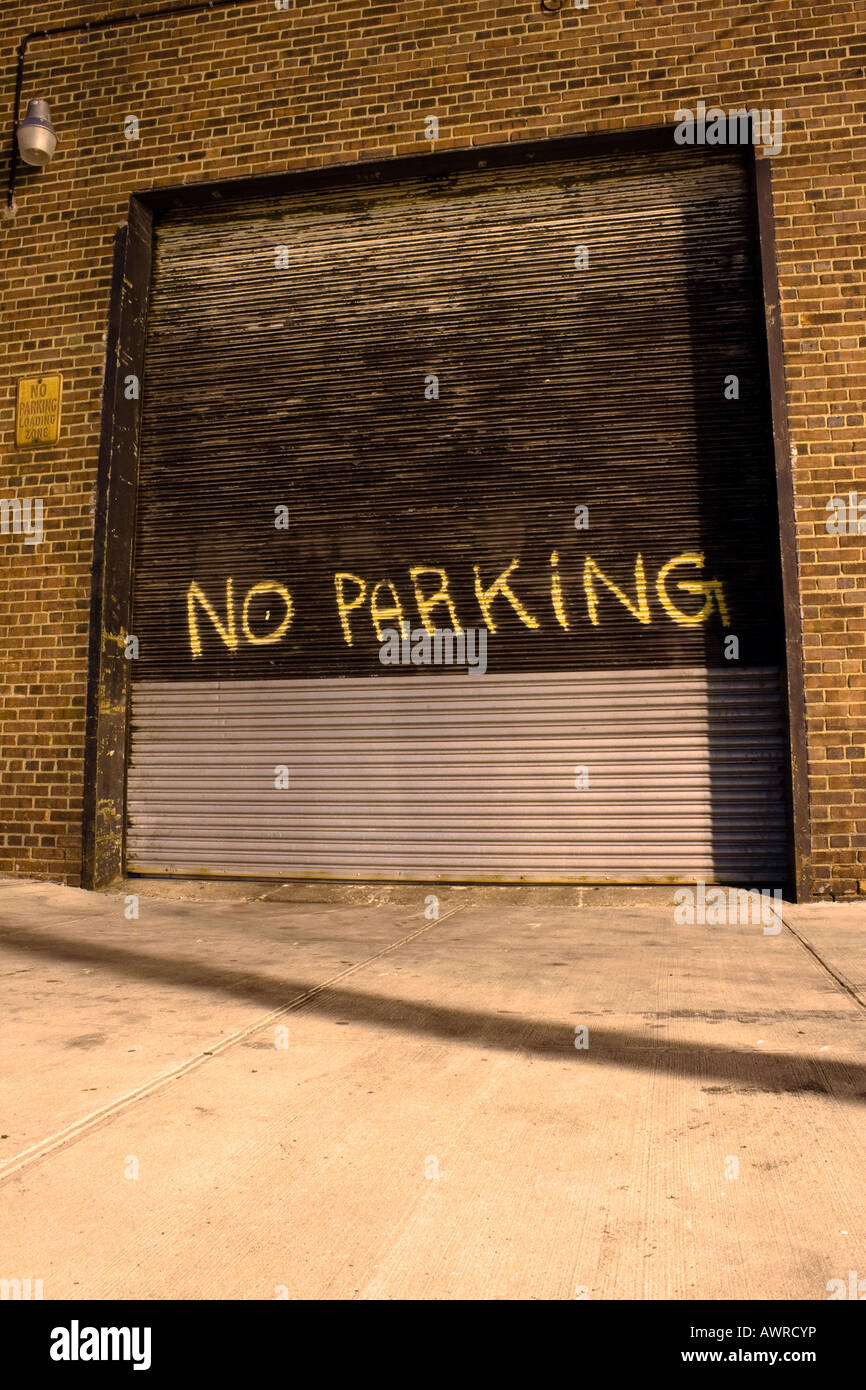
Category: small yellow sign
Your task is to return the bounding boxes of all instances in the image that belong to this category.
[16,374,63,447]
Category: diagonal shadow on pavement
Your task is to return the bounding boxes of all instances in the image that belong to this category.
[1,919,864,1101]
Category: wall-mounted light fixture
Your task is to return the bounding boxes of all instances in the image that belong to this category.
[17,99,57,167]
[4,0,256,221]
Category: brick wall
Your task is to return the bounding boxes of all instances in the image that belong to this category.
[1,0,864,895]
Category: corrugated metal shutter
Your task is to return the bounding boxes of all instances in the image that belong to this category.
[128,669,787,880]
[126,142,790,883]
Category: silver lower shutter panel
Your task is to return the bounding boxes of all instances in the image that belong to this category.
[126,667,788,882]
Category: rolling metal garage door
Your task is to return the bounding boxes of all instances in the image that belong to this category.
[126,142,790,882]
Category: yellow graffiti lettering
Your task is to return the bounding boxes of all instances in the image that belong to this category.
[706,580,731,628]
[583,554,650,627]
[370,580,405,641]
[187,578,238,656]
[473,558,539,632]
[549,550,568,630]
[241,581,294,645]
[656,553,730,626]
[334,571,367,645]
[410,566,462,634]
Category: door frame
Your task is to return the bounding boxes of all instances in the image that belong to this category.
[81,127,811,897]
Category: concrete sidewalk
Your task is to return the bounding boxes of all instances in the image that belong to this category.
[0,876,865,1300]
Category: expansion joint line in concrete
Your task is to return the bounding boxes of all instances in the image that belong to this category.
[781,911,866,1015]
[0,906,462,1187]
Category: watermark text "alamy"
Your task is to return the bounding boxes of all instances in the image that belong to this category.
[0,497,43,545]
[674,101,783,156]
[379,621,487,675]
[674,885,783,935]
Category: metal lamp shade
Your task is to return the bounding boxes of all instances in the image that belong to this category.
[17,99,57,167]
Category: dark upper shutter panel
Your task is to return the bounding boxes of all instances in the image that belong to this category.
[132,145,782,682]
